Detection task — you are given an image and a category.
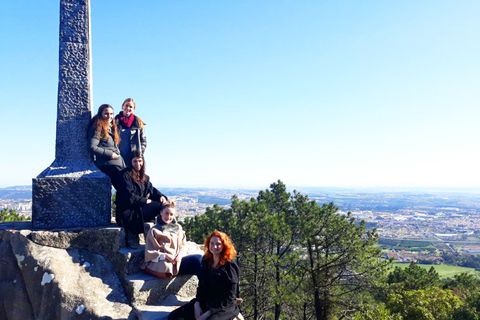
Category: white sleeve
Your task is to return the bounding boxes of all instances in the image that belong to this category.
[152,253,166,262]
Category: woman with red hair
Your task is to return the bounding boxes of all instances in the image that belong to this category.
[169,231,240,320]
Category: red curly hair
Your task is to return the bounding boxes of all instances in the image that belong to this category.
[203,231,237,267]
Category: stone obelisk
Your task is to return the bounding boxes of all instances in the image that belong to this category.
[32,0,111,229]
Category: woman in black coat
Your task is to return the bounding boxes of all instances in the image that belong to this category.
[87,104,126,184]
[115,150,168,235]
[168,231,240,320]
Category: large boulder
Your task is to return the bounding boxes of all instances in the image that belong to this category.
[0,222,205,320]
[0,225,133,319]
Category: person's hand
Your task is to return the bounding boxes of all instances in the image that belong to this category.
[165,253,176,263]
[174,254,182,264]
[111,153,119,159]
[198,311,211,320]
[146,199,152,204]
[160,196,167,205]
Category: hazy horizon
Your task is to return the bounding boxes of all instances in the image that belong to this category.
[2,184,480,194]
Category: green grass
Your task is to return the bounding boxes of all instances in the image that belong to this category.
[394,262,480,279]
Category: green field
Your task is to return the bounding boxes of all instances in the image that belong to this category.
[394,262,480,279]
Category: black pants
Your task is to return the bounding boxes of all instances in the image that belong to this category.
[117,201,163,235]
[168,300,237,320]
[178,254,203,276]
[142,201,163,222]
[99,164,124,190]
[168,299,197,320]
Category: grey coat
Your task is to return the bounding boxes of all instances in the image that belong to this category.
[88,125,126,169]
[116,116,147,165]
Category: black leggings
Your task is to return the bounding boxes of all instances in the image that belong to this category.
[99,165,124,189]
[117,201,163,235]
[141,201,163,222]
[168,300,198,320]
[168,300,237,320]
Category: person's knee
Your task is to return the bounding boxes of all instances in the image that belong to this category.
[187,254,203,263]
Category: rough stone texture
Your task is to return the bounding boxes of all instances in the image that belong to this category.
[58,43,90,83]
[0,224,210,320]
[118,246,146,276]
[36,159,103,178]
[59,0,90,44]
[125,273,199,307]
[124,241,203,307]
[134,295,191,320]
[182,241,204,257]
[0,227,133,320]
[55,0,92,160]
[32,175,111,229]
[55,119,92,159]
[57,81,90,119]
[0,232,35,320]
[29,226,123,255]
[32,0,110,229]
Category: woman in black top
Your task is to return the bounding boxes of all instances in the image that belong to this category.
[115,150,167,235]
[168,231,240,320]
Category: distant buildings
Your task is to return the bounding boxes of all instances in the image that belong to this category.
[382,252,443,264]
[461,246,480,254]
[1,199,32,218]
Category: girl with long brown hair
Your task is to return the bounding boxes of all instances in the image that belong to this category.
[115,150,168,242]
[88,104,125,183]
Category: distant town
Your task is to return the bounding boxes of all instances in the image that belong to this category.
[3,185,480,262]
[0,185,259,221]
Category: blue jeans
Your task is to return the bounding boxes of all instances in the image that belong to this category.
[178,254,203,276]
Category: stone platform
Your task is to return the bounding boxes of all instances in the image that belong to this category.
[0,222,203,320]
[32,159,112,229]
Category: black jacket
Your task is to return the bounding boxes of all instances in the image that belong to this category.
[115,167,166,233]
[196,259,240,319]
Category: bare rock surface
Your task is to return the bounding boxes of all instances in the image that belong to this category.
[29,226,124,255]
[124,240,203,307]
[134,295,191,320]
[125,273,198,307]
[0,222,205,320]
[0,227,133,319]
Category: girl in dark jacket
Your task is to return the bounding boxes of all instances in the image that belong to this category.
[168,231,241,320]
[115,150,168,235]
[115,98,147,165]
[88,104,126,183]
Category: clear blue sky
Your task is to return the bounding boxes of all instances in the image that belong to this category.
[1,1,479,190]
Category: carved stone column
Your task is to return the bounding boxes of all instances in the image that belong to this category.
[32,0,111,229]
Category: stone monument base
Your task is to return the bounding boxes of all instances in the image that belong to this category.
[32,159,112,229]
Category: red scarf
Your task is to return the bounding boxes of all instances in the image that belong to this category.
[116,112,135,128]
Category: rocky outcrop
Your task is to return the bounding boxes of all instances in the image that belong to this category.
[0,222,203,320]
